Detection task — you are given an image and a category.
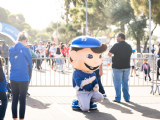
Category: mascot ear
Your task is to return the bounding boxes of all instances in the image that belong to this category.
[70,51,78,61]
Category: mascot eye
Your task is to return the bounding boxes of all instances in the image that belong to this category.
[99,54,102,59]
[87,54,93,59]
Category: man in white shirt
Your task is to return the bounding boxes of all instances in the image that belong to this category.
[49,43,57,68]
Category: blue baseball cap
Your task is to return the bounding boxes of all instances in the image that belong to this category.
[71,36,102,48]
[132,50,136,53]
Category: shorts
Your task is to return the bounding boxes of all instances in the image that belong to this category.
[131,66,135,69]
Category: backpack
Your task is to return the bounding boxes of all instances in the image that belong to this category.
[144,64,148,70]
[0,59,4,83]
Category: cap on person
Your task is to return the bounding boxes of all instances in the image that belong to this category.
[53,43,56,45]
[71,36,101,48]
[132,50,136,53]
[34,41,38,43]
[158,43,160,46]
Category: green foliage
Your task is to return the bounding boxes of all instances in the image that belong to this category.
[0,7,42,44]
[130,0,160,24]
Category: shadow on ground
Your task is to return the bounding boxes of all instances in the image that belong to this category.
[121,101,160,119]
[26,97,51,109]
[101,98,133,114]
[74,109,117,120]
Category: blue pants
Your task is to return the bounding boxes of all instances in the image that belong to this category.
[0,91,7,119]
[95,69,105,94]
[112,68,130,102]
[10,80,29,119]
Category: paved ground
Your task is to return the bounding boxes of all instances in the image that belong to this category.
[4,87,160,120]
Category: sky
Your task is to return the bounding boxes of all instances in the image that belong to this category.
[0,0,160,38]
[0,0,64,30]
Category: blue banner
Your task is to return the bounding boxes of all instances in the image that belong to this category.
[0,22,19,42]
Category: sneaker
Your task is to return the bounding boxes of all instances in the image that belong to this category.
[103,94,107,98]
[27,93,30,97]
[113,100,120,103]
[72,99,80,110]
[90,102,97,110]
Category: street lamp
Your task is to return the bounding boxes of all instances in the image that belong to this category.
[148,0,151,54]
[85,0,88,36]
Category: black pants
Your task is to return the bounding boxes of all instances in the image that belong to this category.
[50,55,55,66]
[10,80,29,119]
[0,91,7,119]
[144,70,151,80]
[46,53,50,65]
[95,69,105,94]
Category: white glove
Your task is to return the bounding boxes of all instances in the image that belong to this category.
[93,84,99,92]
[81,76,96,88]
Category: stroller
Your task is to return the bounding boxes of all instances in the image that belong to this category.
[6,82,12,99]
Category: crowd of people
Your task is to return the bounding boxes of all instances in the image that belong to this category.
[30,40,70,72]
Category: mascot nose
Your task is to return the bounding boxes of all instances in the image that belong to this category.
[94,60,98,63]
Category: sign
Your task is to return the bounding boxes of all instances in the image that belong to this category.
[0,22,20,42]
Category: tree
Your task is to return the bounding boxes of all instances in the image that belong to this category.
[130,0,160,52]
[0,7,9,23]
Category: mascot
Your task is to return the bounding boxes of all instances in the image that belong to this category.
[69,36,107,112]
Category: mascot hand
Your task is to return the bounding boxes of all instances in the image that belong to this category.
[93,84,99,92]
[81,76,96,87]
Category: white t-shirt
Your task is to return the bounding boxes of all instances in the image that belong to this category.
[55,53,63,58]
[131,53,136,66]
[37,45,45,56]
[49,47,56,55]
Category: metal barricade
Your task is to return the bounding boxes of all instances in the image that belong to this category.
[153,58,160,95]
[101,57,155,90]
[4,56,157,93]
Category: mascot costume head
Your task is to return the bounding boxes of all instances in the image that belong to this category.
[69,36,107,73]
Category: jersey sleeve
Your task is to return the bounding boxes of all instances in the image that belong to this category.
[73,71,83,88]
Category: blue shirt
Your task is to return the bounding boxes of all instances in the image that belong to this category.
[31,45,38,52]
[0,72,7,92]
[72,69,98,91]
[9,42,32,81]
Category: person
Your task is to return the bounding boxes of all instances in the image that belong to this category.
[141,58,151,81]
[151,45,156,54]
[31,41,38,52]
[108,33,132,103]
[61,44,67,67]
[66,44,70,57]
[37,41,45,58]
[0,40,9,75]
[0,56,7,120]
[46,42,51,65]
[26,44,37,96]
[49,43,57,69]
[55,46,64,72]
[156,44,160,58]
[70,36,107,111]
[9,31,32,120]
[130,50,138,77]
[37,41,45,69]
[94,64,107,98]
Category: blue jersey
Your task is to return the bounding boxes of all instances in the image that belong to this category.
[72,69,98,91]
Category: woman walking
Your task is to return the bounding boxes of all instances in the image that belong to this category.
[9,31,32,120]
[55,46,64,72]
[0,57,7,120]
